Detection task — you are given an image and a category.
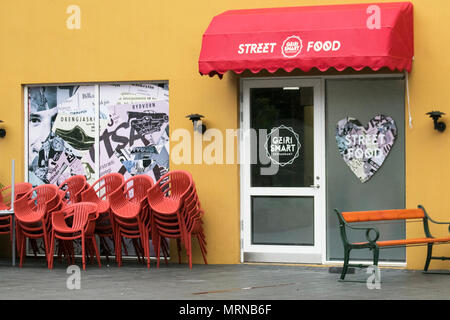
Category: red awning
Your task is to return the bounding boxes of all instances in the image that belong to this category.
[199,2,413,77]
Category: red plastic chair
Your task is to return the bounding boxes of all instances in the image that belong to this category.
[109,174,155,268]
[80,173,124,260]
[14,184,62,267]
[49,202,100,270]
[0,183,33,250]
[147,170,207,269]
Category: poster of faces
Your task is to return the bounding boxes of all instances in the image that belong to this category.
[28,85,97,186]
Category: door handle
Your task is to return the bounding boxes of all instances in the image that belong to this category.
[309,184,320,189]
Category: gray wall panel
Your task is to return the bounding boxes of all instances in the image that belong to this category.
[325,78,406,261]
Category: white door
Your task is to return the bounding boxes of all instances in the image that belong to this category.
[240,78,325,263]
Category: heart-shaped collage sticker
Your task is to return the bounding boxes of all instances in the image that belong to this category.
[335,115,397,183]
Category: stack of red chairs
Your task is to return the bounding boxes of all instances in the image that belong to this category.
[13,184,62,267]
[147,170,207,269]
[49,202,100,270]
[109,175,157,268]
[55,175,89,264]
[8,170,207,269]
[0,183,32,248]
[81,173,123,261]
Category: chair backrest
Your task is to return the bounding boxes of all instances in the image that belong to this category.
[124,174,154,204]
[340,208,425,223]
[15,183,33,200]
[182,182,201,217]
[156,170,193,200]
[92,173,124,200]
[30,184,60,209]
[14,184,60,219]
[59,175,87,204]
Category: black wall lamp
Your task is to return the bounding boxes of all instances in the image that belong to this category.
[426,111,446,132]
[186,114,206,134]
[0,120,5,138]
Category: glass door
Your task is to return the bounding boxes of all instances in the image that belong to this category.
[240,78,325,263]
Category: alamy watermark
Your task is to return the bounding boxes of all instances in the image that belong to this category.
[366,5,381,30]
[169,123,303,176]
[66,265,81,290]
[366,265,381,290]
[66,5,81,30]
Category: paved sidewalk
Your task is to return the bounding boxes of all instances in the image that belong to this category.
[0,258,449,300]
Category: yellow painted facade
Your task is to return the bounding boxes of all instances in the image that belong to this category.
[0,0,449,269]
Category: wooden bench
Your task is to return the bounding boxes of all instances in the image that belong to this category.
[334,205,450,280]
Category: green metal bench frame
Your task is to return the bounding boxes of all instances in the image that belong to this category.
[334,205,450,280]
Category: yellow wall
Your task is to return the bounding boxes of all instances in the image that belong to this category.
[1,0,450,268]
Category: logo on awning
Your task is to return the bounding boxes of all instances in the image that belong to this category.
[281,35,303,58]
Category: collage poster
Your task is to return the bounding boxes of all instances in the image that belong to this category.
[27,83,169,256]
[335,115,397,183]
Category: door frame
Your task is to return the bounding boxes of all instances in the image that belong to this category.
[239,73,407,267]
[239,77,326,264]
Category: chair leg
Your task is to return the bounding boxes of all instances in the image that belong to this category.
[100,236,112,263]
[122,237,129,256]
[115,233,122,267]
[131,238,138,262]
[87,241,95,264]
[139,225,150,269]
[15,227,22,261]
[156,235,161,268]
[424,243,433,272]
[81,236,86,271]
[91,237,101,268]
[197,234,208,265]
[341,247,351,280]
[176,238,182,264]
[69,241,75,265]
[141,234,150,269]
[15,225,21,257]
[19,235,26,268]
[49,233,55,269]
[42,228,50,266]
[56,240,63,264]
[188,235,192,269]
[140,238,147,265]
[161,238,169,266]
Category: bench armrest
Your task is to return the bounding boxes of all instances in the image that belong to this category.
[418,205,450,233]
[346,223,380,244]
[334,208,380,245]
[428,218,450,233]
[427,216,450,225]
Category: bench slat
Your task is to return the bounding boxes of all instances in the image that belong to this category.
[353,237,450,247]
[342,209,424,223]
